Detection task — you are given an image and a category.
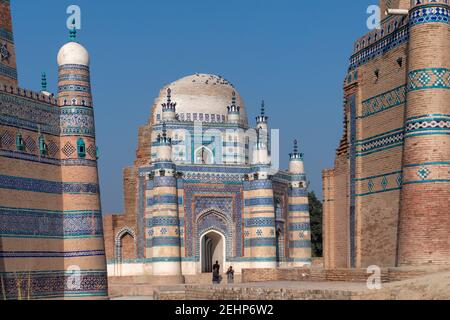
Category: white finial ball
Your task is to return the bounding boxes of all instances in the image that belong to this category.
[57,42,90,66]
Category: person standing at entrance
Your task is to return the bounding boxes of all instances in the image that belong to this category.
[212,260,221,284]
[226,266,235,284]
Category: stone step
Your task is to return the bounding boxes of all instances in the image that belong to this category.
[109,284,155,298]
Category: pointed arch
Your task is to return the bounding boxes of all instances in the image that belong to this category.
[115,227,137,262]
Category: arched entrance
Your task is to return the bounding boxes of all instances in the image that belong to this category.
[115,227,137,263]
[195,146,214,164]
[201,230,225,273]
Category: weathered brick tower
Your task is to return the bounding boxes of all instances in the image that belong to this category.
[398,0,450,266]
[323,0,450,269]
[0,0,17,86]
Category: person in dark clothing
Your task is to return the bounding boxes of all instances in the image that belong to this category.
[226,266,235,284]
[212,261,221,284]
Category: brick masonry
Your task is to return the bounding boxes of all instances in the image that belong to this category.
[323,0,450,269]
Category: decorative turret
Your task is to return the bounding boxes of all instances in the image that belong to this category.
[40,72,52,96]
[0,0,18,86]
[161,88,177,122]
[155,122,173,162]
[256,100,268,127]
[289,140,305,174]
[227,91,240,124]
[252,126,270,165]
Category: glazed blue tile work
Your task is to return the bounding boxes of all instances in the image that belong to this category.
[0,92,60,135]
[355,171,403,197]
[405,114,450,137]
[348,94,357,268]
[0,175,99,194]
[183,183,243,258]
[356,128,405,156]
[0,207,104,239]
[0,270,107,300]
[410,3,449,26]
[359,85,407,119]
[408,68,450,91]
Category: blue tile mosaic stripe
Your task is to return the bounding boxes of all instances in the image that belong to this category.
[0,270,107,300]
[0,207,103,239]
[0,175,99,194]
[148,216,183,227]
[148,236,181,247]
[0,250,105,259]
[405,114,450,137]
[244,237,276,247]
[0,62,17,80]
[244,218,276,228]
[356,128,404,156]
[147,194,178,206]
[355,171,403,197]
[349,94,357,268]
[288,204,310,212]
[289,240,312,248]
[288,223,311,231]
[288,188,308,197]
[410,4,449,26]
[359,86,407,119]
[0,92,60,135]
[244,197,274,207]
[349,26,409,71]
[408,68,450,91]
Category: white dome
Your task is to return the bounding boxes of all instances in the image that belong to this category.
[151,74,248,126]
[57,42,90,66]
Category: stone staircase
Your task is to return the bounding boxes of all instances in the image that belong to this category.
[108,276,157,298]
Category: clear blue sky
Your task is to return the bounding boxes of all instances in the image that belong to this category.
[12,0,374,213]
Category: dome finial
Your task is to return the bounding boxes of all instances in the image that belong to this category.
[41,72,47,92]
[69,19,77,42]
[261,100,265,116]
[290,139,303,160]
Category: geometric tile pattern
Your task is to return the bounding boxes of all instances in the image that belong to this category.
[0,207,104,238]
[410,5,449,26]
[183,183,243,258]
[24,136,36,153]
[357,129,404,156]
[47,140,59,157]
[405,114,450,137]
[356,171,403,197]
[0,270,107,300]
[349,18,409,71]
[60,107,95,137]
[408,68,450,91]
[0,92,60,135]
[0,130,14,149]
[87,144,96,159]
[62,142,76,157]
[360,86,407,118]
[417,166,431,180]
[0,174,99,195]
